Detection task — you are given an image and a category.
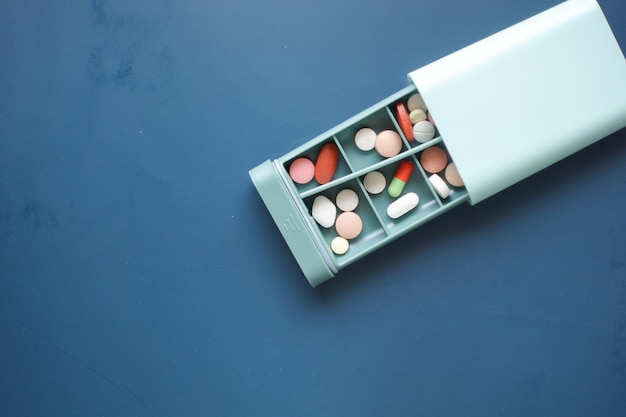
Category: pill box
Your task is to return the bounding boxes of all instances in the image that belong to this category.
[249,0,626,287]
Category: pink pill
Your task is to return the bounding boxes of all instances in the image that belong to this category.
[288,157,315,184]
[375,130,403,158]
[420,147,448,174]
[335,211,363,240]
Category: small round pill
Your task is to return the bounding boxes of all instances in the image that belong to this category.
[354,127,377,151]
[420,146,448,174]
[375,130,402,158]
[412,120,435,143]
[288,157,315,184]
[311,195,336,228]
[363,171,386,194]
[409,108,427,124]
[335,211,363,240]
[336,188,359,212]
[330,236,349,255]
[445,162,464,187]
[429,174,450,199]
[407,93,427,112]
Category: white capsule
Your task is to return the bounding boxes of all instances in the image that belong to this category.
[386,192,419,219]
[429,174,450,199]
[311,195,336,228]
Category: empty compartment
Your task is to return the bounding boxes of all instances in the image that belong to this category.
[361,158,440,233]
[335,107,407,172]
[283,138,352,194]
[303,180,386,266]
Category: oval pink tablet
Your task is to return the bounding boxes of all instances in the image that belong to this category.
[288,157,315,184]
[420,147,447,174]
[375,130,402,158]
[335,211,363,240]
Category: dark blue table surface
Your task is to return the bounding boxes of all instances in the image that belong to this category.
[2,1,626,416]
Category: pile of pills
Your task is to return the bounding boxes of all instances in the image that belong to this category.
[362,162,421,220]
[419,145,464,199]
[354,127,403,158]
[395,93,436,143]
[311,188,364,255]
[288,142,339,185]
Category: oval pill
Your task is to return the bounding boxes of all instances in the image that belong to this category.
[395,102,414,141]
[288,157,315,184]
[387,192,419,219]
[409,108,427,124]
[375,130,403,158]
[388,160,413,198]
[354,127,377,151]
[420,146,448,173]
[335,211,363,240]
[330,236,349,255]
[363,171,386,194]
[311,195,336,228]
[407,93,427,112]
[314,142,339,184]
[429,174,450,199]
[336,188,359,212]
[412,120,435,143]
[445,162,464,187]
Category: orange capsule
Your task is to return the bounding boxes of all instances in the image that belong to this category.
[314,142,339,184]
[388,160,413,197]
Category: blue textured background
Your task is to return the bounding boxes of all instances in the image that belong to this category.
[1,1,625,416]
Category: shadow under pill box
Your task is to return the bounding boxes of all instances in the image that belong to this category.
[249,0,626,287]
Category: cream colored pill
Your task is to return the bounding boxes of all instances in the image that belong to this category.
[429,174,450,199]
[336,189,359,212]
[311,195,336,228]
[409,108,427,124]
[412,120,435,143]
[330,236,349,255]
[335,211,363,239]
[386,192,419,219]
[445,162,464,187]
[407,93,427,112]
[374,130,402,158]
[354,127,377,151]
[363,171,386,194]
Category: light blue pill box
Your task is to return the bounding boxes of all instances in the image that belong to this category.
[249,0,626,287]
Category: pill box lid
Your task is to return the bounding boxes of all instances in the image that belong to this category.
[408,0,626,205]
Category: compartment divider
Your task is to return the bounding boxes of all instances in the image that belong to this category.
[355,178,392,236]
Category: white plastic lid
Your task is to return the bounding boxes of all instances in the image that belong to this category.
[408,0,626,204]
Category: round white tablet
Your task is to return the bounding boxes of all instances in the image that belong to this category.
[407,93,427,112]
[354,127,377,151]
[412,120,435,143]
[330,236,349,255]
[363,171,386,194]
[428,174,450,199]
[336,189,359,212]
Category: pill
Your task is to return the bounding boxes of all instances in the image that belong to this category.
[445,162,464,187]
[330,236,349,255]
[311,195,336,228]
[388,160,414,198]
[387,192,420,219]
[429,174,450,199]
[375,130,402,158]
[288,157,315,184]
[412,120,435,143]
[395,102,414,141]
[409,108,427,124]
[335,211,363,240]
[336,188,359,212]
[407,93,427,112]
[427,111,436,126]
[420,146,447,173]
[363,171,386,194]
[314,142,339,184]
[354,127,377,151]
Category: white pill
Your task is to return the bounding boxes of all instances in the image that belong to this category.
[311,195,336,228]
[407,93,427,112]
[336,188,359,211]
[354,127,377,151]
[412,120,435,143]
[386,192,419,219]
[363,171,386,194]
[330,236,349,255]
[428,174,450,199]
